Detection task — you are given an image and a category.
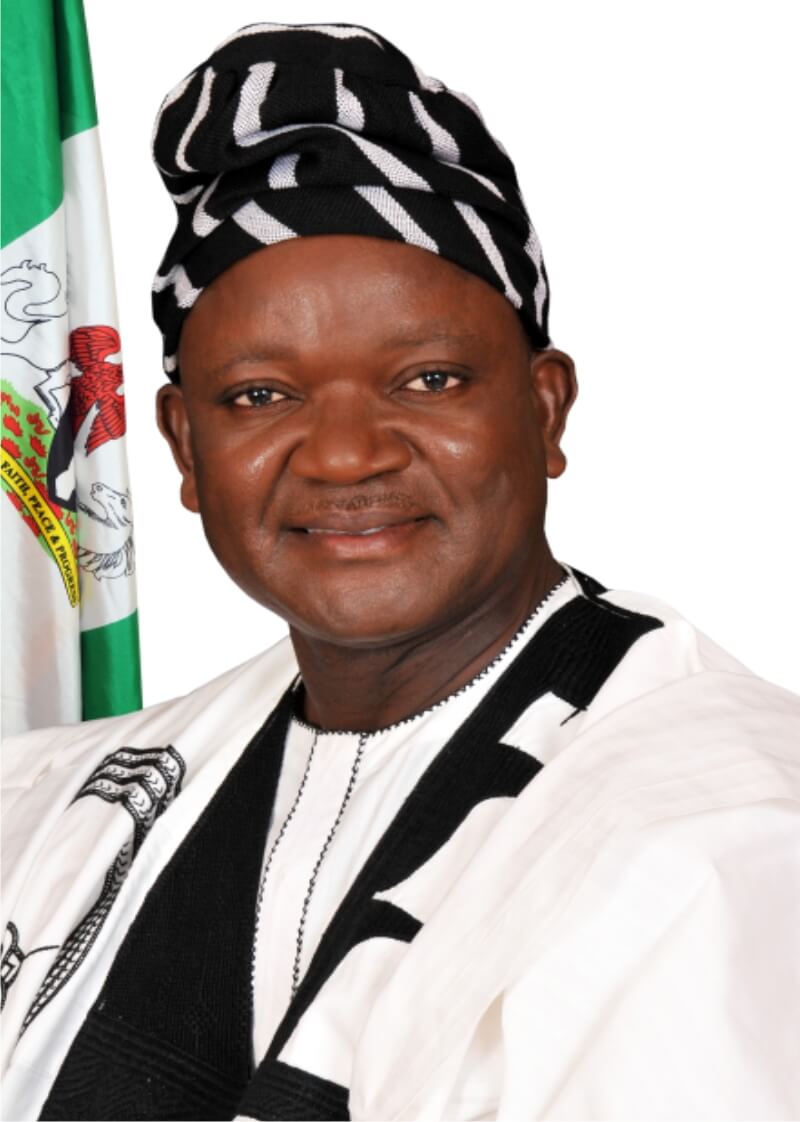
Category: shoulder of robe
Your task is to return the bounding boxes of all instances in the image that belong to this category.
[1,634,298,808]
[593,584,755,675]
[571,581,794,729]
[508,584,800,884]
[556,662,800,845]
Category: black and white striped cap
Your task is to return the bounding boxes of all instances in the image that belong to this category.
[152,22,550,381]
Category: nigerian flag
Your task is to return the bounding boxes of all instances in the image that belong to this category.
[1,0,142,734]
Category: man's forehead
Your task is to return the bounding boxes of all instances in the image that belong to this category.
[178,236,524,371]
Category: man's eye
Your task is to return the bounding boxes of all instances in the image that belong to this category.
[403,370,464,393]
[230,386,288,407]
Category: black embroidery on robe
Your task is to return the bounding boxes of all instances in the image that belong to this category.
[21,745,186,1032]
[239,1060,349,1122]
[41,578,663,1121]
[1,922,58,1011]
[40,1010,245,1122]
[40,692,294,1121]
[20,746,185,1037]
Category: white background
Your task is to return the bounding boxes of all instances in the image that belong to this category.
[83,0,799,703]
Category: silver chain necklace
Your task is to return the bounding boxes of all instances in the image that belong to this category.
[250,728,318,1015]
[250,727,370,1011]
[291,730,369,996]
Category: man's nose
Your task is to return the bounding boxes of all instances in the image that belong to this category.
[287,393,412,485]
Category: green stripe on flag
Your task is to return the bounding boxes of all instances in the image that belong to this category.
[53,0,97,140]
[1,0,97,247]
[80,611,143,720]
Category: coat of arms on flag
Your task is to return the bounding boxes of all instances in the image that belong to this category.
[1,0,142,734]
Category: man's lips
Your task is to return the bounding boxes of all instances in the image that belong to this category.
[284,514,433,557]
[304,525,402,536]
[287,512,430,535]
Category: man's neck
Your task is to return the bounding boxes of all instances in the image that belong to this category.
[290,555,566,732]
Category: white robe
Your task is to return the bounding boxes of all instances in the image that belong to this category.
[3,567,799,1120]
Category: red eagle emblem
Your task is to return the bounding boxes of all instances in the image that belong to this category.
[69,325,126,455]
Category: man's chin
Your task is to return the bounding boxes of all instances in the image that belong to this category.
[285,604,433,650]
[276,578,458,650]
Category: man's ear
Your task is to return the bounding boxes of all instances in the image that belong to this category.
[529,349,578,479]
[156,383,200,513]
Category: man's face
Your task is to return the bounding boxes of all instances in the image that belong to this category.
[160,236,574,647]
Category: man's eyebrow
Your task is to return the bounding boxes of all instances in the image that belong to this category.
[201,347,299,381]
[380,327,481,348]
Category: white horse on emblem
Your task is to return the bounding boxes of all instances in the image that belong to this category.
[77,481,135,580]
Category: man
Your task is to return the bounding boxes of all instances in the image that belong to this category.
[2,22,798,1122]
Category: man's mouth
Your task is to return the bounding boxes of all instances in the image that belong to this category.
[304,525,394,536]
[288,511,430,534]
[287,515,432,556]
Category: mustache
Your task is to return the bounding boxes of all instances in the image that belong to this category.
[294,491,421,515]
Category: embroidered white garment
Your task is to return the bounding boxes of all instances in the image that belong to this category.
[2,566,799,1121]
[252,574,575,1063]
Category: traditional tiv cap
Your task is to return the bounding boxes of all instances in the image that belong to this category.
[152,22,550,380]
